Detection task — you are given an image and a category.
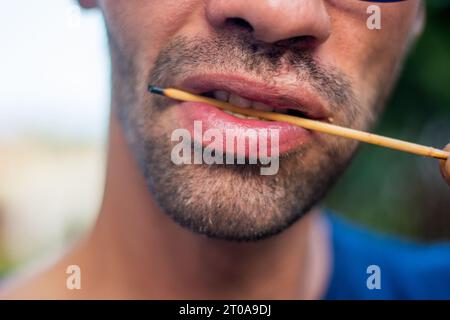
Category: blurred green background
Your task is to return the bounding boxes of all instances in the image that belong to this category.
[325,0,450,241]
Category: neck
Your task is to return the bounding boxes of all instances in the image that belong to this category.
[79,117,331,299]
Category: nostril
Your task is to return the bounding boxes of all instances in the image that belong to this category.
[225,17,254,33]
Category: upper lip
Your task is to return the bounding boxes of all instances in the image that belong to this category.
[178,73,331,120]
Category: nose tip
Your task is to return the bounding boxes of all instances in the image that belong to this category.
[206,0,331,47]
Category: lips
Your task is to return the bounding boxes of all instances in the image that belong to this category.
[180,74,330,120]
[167,74,331,156]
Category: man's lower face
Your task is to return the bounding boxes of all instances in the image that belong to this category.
[105,6,409,241]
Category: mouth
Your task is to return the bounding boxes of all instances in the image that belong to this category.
[181,74,330,122]
[200,90,306,120]
[168,74,331,155]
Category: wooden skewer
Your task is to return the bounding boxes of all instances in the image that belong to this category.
[148,86,449,160]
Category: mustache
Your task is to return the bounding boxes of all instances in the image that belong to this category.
[148,32,357,117]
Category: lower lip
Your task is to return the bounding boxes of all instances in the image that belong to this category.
[174,101,312,155]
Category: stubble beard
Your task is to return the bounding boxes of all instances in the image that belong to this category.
[108,31,379,241]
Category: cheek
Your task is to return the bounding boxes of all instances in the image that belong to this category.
[317,3,418,114]
[100,0,203,65]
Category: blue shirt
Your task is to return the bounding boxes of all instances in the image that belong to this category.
[323,213,450,299]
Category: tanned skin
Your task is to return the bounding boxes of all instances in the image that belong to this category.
[3,0,449,300]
